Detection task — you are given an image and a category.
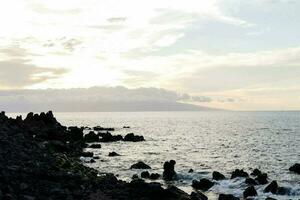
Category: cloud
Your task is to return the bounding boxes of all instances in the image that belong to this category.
[0,46,68,89]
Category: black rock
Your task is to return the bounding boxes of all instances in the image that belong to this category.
[265,197,277,200]
[289,163,300,174]
[132,174,139,179]
[149,173,160,180]
[277,186,290,195]
[81,152,94,157]
[264,181,278,194]
[141,171,150,178]
[88,143,101,148]
[93,126,115,131]
[245,178,257,185]
[68,126,84,141]
[213,171,226,180]
[251,168,262,176]
[192,178,214,191]
[188,169,194,173]
[98,132,123,142]
[108,152,120,157]
[84,131,99,142]
[163,160,177,181]
[130,161,151,169]
[231,169,249,179]
[218,194,239,200]
[123,126,130,129]
[243,186,257,198]
[191,191,208,200]
[124,133,145,142]
[255,173,268,184]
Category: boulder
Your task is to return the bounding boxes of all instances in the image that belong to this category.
[212,171,226,181]
[141,171,150,178]
[192,179,214,191]
[191,191,208,200]
[93,126,115,131]
[108,152,120,157]
[231,169,248,179]
[149,173,160,180]
[243,186,257,198]
[163,160,177,181]
[68,126,83,141]
[218,194,239,200]
[84,131,99,142]
[81,152,94,157]
[188,169,194,173]
[130,161,151,169]
[98,132,123,142]
[255,173,268,184]
[264,181,278,194]
[124,133,145,142]
[245,178,257,185]
[251,168,262,176]
[289,163,300,174]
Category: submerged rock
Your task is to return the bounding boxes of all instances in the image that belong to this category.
[243,186,257,198]
[218,194,239,200]
[192,178,214,191]
[188,169,194,173]
[163,160,177,181]
[231,169,249,179]
[212,171,226,180]
[130,161,151,169]
[289,163,300,174]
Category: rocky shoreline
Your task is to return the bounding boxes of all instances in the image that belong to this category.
[0,111,299,200]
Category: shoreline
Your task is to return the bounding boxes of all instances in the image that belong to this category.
[0,111,299,200]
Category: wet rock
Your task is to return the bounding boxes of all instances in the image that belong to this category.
[84,131,99,142]
[90,159,96,163]
[108,152,120,157]
[149,173,160,180]
[231,169,249,179]
[245,178,257,185]
[130,161,151,169]
[141,171,150,178]
[124,133,145,142]
[132,174,139,179]
[265,197,277,200]
[81,151,94,157]
[289,163,300,174]
[93,126,115,131]
[88,143,101,148]
[191,191,208,200]
[243,186,257,198]
[255,173,268,184]
[123,126,130,128]
[264,180,278,194]
[218,194,239,200]
[251,168,262,176]
[93,156,100,159]
[165,186,190,200]
[192,178,214,191]
[212,171,226,180]
[163,160,177,181]
[188,169,194,173]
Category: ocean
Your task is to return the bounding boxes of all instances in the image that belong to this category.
[10,111,300,199]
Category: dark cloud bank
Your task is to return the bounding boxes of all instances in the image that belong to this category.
[0,87,216,112]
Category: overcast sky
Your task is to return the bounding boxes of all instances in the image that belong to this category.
[0,0,299,110]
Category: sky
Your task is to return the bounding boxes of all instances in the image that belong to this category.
[0,0,300,111]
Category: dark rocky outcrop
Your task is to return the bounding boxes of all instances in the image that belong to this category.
[231,169,248,179]
[124,133,145,142]
[264,181,278,194]
[188,169,194,173]
[163,160,177,181]
[130,161,151,169]
[289,163,300,174]
[212,171,226,181]
[84,131,99,142]
[98,132,123,142]
[149,173,160,180]
[243,186,257,198]
[88,144,101,149]
[218,194,239,200]
[192,179,214,191]
[93,126,115,131]
[250,168,262,176]
[141,171,150,178]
